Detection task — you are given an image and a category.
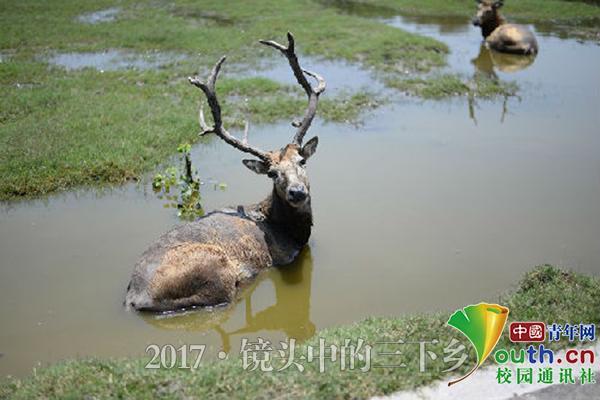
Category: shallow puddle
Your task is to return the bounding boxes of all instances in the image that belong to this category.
[76,7,120,24]
[1,12,600,378]
[169,6,236,26]
[0,52,11,63]
[44,50,188,71]
[232,57,386,94]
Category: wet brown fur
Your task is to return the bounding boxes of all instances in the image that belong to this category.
[125,144,315,312]
[474,0,538,55]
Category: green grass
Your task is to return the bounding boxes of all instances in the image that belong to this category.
[386,73,518,99]
[319,0,600,41]
[1,0,597,199]
[320,0,600,41]
[324,0,600,23]
[1,265,598,399]
[0,0,446,200]
[0,0,447,72]
[0,57,382,200]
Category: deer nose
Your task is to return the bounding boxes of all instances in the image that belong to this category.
[472,17,481,26]
[288,185,307,202]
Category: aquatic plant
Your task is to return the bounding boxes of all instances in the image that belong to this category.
[152,143,204,220]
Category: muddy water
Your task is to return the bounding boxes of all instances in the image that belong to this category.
[1,14,600,378]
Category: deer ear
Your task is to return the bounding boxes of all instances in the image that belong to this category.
[301,136,319,160]
[242,159,269,175]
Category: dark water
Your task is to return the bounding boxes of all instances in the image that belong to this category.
[1,12,599,378]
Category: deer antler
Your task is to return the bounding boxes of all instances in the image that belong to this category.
[259,32,326,146]
[188,57,269,162]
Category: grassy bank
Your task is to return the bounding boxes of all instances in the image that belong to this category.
[0,0,445,200]
[1,265,598,399]
[0,60,380,199]
[386,73,518,99]
[1,0,597,200]
[0,0,448,72]
[324,0,600,24]
[321,0,600,41]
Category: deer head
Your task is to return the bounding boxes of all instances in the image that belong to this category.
[188,32,325,210]
[472,0,504,27]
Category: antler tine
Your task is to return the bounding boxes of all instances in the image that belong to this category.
[302,69,326,94]
[259,33,313,98]
[188,57,269,161]
[242,120,249,144]
[198,105,211,136]
[260,32,326,145]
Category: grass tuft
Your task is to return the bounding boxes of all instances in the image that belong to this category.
[386,73,518,99]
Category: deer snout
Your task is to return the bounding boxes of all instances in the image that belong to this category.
[472,17,481,26]
[287,184,308,204]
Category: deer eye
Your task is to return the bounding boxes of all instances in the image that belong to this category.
[267,170,278,179]
[299,159,306,166]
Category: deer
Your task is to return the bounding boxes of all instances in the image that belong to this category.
[125,33,325,312]
[141,250,315,352]
[472,0,538,55]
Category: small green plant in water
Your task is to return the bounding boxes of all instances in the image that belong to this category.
[152,143,205,220]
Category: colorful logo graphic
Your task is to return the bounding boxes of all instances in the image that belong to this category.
[446,303,509,386]
[509,322,545,343]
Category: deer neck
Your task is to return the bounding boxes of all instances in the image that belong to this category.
[258,188,313,246]
[481,13,506,38]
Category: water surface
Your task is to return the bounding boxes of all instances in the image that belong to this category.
[232,57,385,94]
[1,13,599,378]
[75,8,120,24]
[44,50,188,71]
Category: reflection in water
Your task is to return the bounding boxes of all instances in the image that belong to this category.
[472,45,536,78]
[468,45,535,124]
[396,14,470,34]
[355,2,538,126]
[141,248,314,353]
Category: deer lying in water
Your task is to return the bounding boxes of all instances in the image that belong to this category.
[472,0,538,55]
[125,33,325,312]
